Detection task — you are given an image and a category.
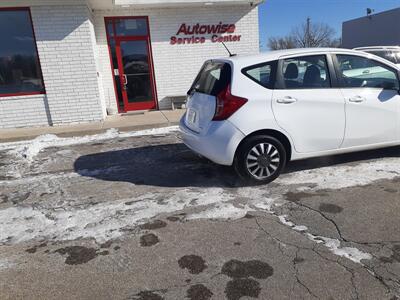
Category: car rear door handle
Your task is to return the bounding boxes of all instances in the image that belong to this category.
[348,96,366,103]
[276,96,298,104]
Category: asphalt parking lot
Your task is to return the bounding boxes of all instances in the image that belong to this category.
[0,127,399,300]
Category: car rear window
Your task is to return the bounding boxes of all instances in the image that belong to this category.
[189,61,231,96]
[242,60,278,89]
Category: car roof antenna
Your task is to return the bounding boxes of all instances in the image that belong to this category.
[221,41,236,57]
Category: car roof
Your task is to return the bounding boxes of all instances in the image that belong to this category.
[215,48,363,68]
[354,46,400,51]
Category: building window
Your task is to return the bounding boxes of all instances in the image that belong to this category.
[0,8,45,97]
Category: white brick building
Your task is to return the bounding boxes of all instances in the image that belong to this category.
[0,0,261,129]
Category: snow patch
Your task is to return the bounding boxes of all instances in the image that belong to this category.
[278,215,308,232]
[187,186,280,220]
[0,166,126,186]
[275,216,371,264]
[278,158,400,190]
[0,188,233,243]
[306,234,372,264]
[1,126,178,162]
[188,203,250,220]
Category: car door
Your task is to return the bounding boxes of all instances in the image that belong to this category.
[272,54,346,153]
[334,54,400,148]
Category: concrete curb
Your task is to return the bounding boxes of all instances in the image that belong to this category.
[0,110,184,143]
[0,121,180,143]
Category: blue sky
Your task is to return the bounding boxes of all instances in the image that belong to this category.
[259,0,400,51]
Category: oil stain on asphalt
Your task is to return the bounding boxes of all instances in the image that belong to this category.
[166,213,186,222]
[221,260,274,300]
[129,291,164,300]
[225,278,261,300]
[178,255,207,274]
[55,246,109,265]
[140,233,160,247]
[26,243,47,254]
[318,203,343,214]
[139,220,167,230]
[221,260,274,279]
[186,284,213,300]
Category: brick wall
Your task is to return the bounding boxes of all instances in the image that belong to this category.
[0,1,104,129]
[0,95,51,128]
[93,5,259,112]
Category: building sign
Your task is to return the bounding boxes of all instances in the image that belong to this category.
[170,22,242,45]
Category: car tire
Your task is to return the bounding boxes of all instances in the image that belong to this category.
[234,135,287,184]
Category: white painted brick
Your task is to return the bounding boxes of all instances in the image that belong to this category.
[0,1,104,129]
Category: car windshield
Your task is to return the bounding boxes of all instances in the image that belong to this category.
[366,50,400,64]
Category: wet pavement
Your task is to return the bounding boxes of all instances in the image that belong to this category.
[0,128,399,299]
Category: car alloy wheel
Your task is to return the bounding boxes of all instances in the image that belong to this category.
[246,143,280,180]
[234,135,287,184]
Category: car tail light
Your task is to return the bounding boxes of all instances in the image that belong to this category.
[212,85,248,121]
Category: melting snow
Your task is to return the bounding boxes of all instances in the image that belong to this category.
[278,215,308,232]
[278,158,400,190]
[277,215,371,263]
[187,203,250,220]
[0,126,178,162]
[0,188,233,244]
[306,234,372,264]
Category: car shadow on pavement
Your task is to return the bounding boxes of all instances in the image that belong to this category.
[73,143,400,188]
[286,145,400,173]
[73,143,240,188]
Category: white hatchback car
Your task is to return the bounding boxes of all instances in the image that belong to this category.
[179,48,400,183]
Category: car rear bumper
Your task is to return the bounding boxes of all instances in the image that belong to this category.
[179,115,245,166]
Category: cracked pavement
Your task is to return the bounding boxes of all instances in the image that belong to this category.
[0,129,399,299]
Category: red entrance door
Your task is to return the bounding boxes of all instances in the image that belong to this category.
[105,17,157,112]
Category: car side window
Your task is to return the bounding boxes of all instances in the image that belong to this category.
[282,55,331,89]
[336,55,399,90]
[242,60,277,89]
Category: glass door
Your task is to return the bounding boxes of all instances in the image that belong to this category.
[105,17,157,112]
[116,38,156,111]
